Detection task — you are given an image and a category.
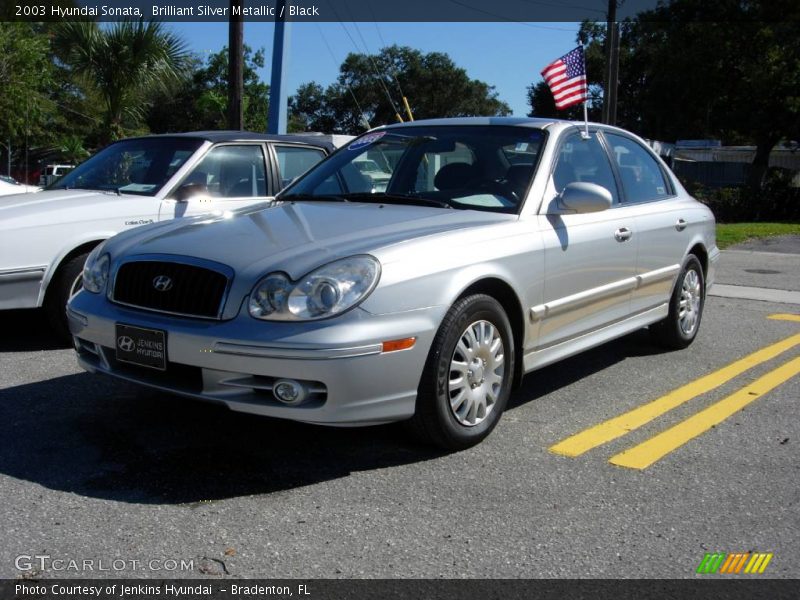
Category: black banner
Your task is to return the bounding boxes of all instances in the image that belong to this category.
[0,0,752,23]
[2,579,799,600]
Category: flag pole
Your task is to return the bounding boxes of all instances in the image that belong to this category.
[582,101,590,139]
[580,42,590,140]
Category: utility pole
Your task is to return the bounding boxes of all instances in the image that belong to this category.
[267,0,290,134]
[602,0,620,125]
[228,0,244,130]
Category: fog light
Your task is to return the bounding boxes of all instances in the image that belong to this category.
[273,379,307,405]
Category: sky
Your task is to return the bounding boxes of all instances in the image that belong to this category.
[171,21,581,118]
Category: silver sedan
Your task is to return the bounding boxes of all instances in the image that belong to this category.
[68,118,719,449]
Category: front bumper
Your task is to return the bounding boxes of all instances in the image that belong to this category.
[68,291,445,426]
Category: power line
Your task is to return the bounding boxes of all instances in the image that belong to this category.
[324,0,404,121]
[343,4,408,119]
[364,8,409,110]
[313,21,371,129]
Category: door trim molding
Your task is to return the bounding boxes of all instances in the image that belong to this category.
[529,263,679,322]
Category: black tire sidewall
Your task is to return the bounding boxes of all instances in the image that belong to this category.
[46,252,88,339]
[429,296,515,446]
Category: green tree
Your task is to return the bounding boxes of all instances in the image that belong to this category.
[533,1,800,189]
[290,45,511,134]
[54,20,191,143]
[0,22,54,151]
[147,45,270,133]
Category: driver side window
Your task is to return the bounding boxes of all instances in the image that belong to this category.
[552,133,619,204]
[182,145,267,198]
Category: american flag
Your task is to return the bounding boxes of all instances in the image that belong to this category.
[541,46,588,110]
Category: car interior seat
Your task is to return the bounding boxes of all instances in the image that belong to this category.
[433,162,479,191]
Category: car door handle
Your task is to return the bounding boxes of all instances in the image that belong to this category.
[614,227,633,242]
[675,218,688,231]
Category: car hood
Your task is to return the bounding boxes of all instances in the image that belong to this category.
[0,189,145,227]
[107,200,515,281]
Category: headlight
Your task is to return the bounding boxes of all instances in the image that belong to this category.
[82,246,110,294]
[248,255,381,321]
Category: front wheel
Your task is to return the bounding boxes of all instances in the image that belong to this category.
[408,294,515,450]
[650,254,705,349]
[45,252,88,342]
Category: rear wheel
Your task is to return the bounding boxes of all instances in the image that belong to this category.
[45,252,88,341]
[650,254,705,349]
[408,294,515,450]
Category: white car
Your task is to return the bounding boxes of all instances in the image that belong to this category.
[0,176,41,195]
[0,131,334,337]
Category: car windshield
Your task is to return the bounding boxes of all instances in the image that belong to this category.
[280,125,545,213]
[50,137,203,196]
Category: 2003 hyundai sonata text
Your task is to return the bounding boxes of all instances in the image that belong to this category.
[68,118,719,448]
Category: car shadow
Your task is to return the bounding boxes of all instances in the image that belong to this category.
[0,329,664,505]
[0,309,69,351]
[507,328,664,410]
[0,371,445,504]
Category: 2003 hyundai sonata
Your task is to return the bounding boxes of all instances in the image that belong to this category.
[68,117,719,449]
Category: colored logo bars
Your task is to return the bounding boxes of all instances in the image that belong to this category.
[696,552,773,575]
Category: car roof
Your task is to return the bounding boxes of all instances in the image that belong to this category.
[122,131,335,151]
[373,116,636,137]
[376,116,563,130]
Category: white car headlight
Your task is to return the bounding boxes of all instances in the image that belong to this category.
[248,256,381,321]
[82,246,110,294]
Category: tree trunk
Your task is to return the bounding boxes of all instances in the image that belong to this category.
[746,139,777,192]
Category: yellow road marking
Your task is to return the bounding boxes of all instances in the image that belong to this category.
[609,356,800,469]
[769,313,800,323]
[549,332,800,457]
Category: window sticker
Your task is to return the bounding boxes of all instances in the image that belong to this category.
[656,186,665,194]
[348,131,387,151]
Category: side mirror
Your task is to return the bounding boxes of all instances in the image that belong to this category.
[173,182,208,203]
[559,182,612,213]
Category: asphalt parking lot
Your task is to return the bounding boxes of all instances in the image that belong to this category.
[1,243,798,579]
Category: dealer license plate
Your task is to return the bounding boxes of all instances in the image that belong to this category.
[115,323,167,370]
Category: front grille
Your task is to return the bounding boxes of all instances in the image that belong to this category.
[112,260,229,318]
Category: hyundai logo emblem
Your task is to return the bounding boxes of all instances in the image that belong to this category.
[152,275,173,292]
[117,335,135,352]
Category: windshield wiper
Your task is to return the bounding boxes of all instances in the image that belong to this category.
[50,185,121,195]
[279,193,350,203]
[345,193,453,209]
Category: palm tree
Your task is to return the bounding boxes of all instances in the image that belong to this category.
[54,20,190,142]
[58,134,90,163]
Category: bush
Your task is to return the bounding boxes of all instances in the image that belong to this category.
[683,169,800,223]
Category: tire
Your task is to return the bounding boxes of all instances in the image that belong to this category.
[650,254,705,350]
[408,294,515,450]
[45,252,88,342]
